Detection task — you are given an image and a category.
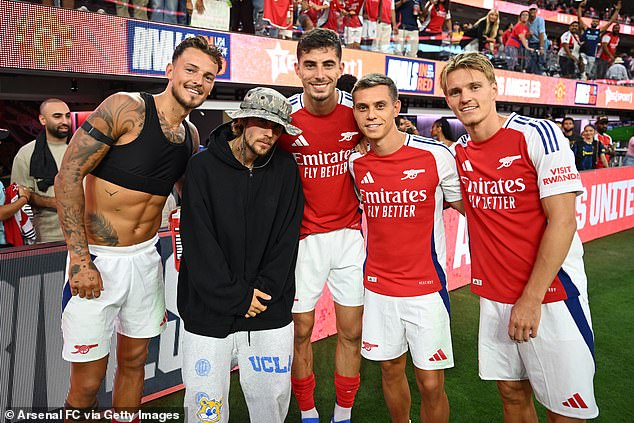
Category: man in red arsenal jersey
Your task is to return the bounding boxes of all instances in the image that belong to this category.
[441,52,598,422]
[594,116,613,168]
[277,28,364,423]
[341,0,364,49]
[350,73,463,423]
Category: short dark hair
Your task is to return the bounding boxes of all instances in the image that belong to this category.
[172,36,224,74]
[39,98,66,115]
[337,74,358,93]
[562,117,575,124]
[595,116,608,124]
[297,28,342,61]
[352,73,399,102]
[434,118,454,142]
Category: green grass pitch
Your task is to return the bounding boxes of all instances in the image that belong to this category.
[146,228,634,422]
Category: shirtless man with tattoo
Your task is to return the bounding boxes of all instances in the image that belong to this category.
[54,36,222,422]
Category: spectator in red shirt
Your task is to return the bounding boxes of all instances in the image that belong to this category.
[504,10,534,71]
[420,0,451,46]
[320,0,343,32]
[558,21,583,79]
[341,0,364,49]
[595,116,614,168]
[501,22,513,49]
[594,23,620,79]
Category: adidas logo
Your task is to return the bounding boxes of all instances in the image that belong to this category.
[291,135,309,147]
[428,349,448,362]
[562,393,588,409]
[361,171,375,184]
[461,160,474,172]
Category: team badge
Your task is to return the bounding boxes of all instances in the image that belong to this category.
[338,131,359,142]
[71,344,98,354]
[196,392,222,423]
[401,169,426,180]
[362,341,379,351]
[496,155,522,169]
[195,359,211,377]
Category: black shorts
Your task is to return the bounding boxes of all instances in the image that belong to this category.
[559,55,576,76]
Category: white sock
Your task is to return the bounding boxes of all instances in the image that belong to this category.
[333,402,351,422]
[301,407,319,420]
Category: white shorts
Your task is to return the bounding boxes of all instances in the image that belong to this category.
[61,235,166,362]
[372,22,393,53]
[361,20,377,41]
[479,297,598,419]
[361,289,454,370]
[292,228,364,313]
[395,29,419,57]
[344,26,362,45]
[182,324,294,423]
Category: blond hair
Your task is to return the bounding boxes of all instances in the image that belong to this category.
[440,52,497,94]
[473,10,500,40]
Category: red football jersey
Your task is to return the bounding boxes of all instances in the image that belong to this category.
[350,135,461,297]
[425,3,449,33]
[595,133,612,168]
[342,0,363,28]
[454,113,586,304]
[278,90,362,237]
[598,33,619,62]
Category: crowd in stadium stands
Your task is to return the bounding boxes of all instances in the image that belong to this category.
[507,0,632,24]
[38,0,633,84]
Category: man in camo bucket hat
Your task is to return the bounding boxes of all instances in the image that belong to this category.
[227,87,302,136]
[178,85,304,423]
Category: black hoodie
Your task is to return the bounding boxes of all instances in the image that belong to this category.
[177,122,304,338]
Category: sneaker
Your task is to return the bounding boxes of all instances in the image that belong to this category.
[96,8,106,14]
[77,6,88,11]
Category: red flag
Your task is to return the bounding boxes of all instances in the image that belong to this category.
[264,0,294,29]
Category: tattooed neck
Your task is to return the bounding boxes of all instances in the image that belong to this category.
[158,110,185,145]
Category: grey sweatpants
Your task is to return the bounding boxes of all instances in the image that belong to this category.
[182,323,294,423]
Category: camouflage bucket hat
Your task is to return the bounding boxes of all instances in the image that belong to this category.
[226,87,302,136]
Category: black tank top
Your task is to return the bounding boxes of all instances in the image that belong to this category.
[90,93,192,196]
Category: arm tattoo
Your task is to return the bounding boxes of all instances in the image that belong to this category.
[57,94,144,256]
[91,95,145,141]
[87,213,119,246]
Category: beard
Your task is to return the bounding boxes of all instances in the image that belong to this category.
[306,88,334,104]
[48,124,69,139]
[171,84,206,110]
[245,136,273,157]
